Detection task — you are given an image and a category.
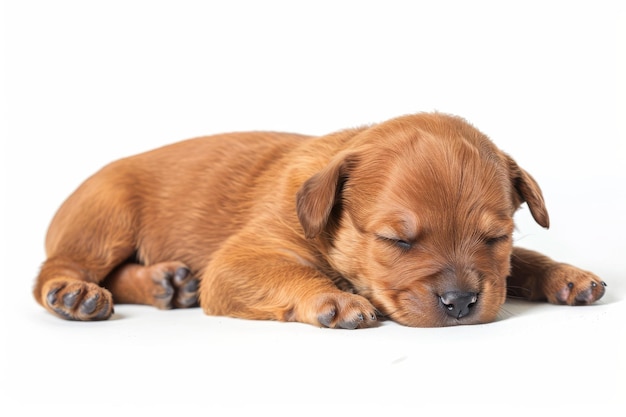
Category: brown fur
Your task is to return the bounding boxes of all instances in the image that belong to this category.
[33,113,606,327]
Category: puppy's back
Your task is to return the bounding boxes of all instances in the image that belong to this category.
[46,132,310,269]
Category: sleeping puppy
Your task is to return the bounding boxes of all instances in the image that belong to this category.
[33,112,606,328]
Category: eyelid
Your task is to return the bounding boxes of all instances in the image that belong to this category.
[376,234,414,250]
[394,239,413,250]
[485,234,509,245]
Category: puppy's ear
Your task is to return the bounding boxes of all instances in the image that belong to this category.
[296,152,355,239]
[507,155,550,228]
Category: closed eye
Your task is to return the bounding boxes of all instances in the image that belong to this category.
[377,235,413,251]
[485,235,509,246]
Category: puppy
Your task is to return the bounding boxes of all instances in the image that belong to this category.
[33,112,606,328]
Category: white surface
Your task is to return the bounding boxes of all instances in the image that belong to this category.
[1,1,625,415]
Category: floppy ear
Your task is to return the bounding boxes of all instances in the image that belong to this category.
[507,155,550,228]
[296,152,355,239]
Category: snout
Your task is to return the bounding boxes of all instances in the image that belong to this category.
[375,277,505,327]
[439,291,478,319]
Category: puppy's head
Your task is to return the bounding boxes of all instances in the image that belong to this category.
[297,113,548,327]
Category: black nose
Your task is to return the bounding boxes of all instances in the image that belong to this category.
[440,291,478,319]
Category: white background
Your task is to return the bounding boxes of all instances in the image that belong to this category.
[1,0,625,415]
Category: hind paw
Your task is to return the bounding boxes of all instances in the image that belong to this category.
[146,262,199,309]
[44,279,113,321]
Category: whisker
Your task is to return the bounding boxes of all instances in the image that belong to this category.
[496,304,516,320]
[505,284,531,299]
[352,286,407,320]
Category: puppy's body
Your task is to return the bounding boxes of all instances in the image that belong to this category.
[34,113,606,327]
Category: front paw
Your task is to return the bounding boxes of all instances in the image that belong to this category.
[545,264,607,305]
[314,293,379,329]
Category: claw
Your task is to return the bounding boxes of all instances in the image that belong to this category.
[318,309,336,328]
[63,289,81,308]
[80,293,99,315]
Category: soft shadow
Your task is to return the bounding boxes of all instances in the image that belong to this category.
[495,296,618,323]
[495,299,540,322]
[107,312,125,321]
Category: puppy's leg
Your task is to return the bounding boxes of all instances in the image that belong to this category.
[200,243,378,329]
[33,174,141,320]
[35,253,124,321]
[103,262,199,309]
[508,247,606,305]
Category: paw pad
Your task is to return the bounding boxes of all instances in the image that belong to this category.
[553,275,606,306]
[149,264,199,309]
[45,281,113,321]
[315,293,378,329]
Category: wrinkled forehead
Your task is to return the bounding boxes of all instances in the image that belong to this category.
[349,128,515,231]
[392,132,510,203]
